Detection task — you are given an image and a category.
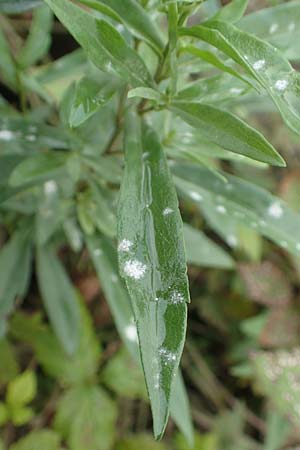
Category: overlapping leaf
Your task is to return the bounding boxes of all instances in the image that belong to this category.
[179,20,300,133]
[173,162,300,256]
[44,0,154,88]
[118,111,189,437]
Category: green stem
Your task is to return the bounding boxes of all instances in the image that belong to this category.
[167,2,178,95]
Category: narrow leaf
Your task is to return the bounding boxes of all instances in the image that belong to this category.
[0,0,42,13]
[171,101,285,166]
[179,21,300,133]
[78,0,164,54]
[118,110,189,438]
[86,234,194,444]
[44,0,154,88]
[36,246,80,355]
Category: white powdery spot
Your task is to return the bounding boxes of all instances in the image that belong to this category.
[159,347,176,364]
[26,135,36,142]
[44,180,57,195]
[252,59,266,70]
[163,207,174,216]
[125,324,138,342]
[274,79,289,92]
[189,191,203,202]
[268,201,283,219]
[124,259,147,280]
[230,87,243,95]
[170,291,185,305]
[216,205,227,214]
[93,248,102,256]
[296,243,300,252]
[111,274,118,283]
[0,130,14,141]
[280,240,288,248]
[118,239,133,252]
[269,23,278,34]
[288,22,295,32]
[226,235,238,247]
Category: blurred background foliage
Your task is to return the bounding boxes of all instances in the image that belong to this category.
[1,0,300,448]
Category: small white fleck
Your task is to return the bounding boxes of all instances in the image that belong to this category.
[268,201,283,218]
[118,239,133,252]
[259,219,266,227]
[296,242,300,251]
[269,23,278,34]
[94,248,102,256]
[230,87,243,95]
[226,235,238,247]
[124,259,147,280]
[43,180,57,195]
[288,22,295,32]
[216,205,227,214]
[111,274,118,283]
[159,347,176,363]
[125,324,138,342]
[143,151,150,160]
[170,291,185,305]
[105,61,113,72]
[26,135,36,142]
[252,59,266,70]
[0,130,14,141]
[274,79,289,91]
[189,191,203,202]
[163,207,174,216]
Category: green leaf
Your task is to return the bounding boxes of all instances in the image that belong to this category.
[78,0,164,54]
[0,230,32,320]
[69,77,120,127]
[0,339,19,386]
[86,234,193,444]
[212,0,248,23]
[0,0,42,13]
[102,348,147,400]
[128,87,162,102]
[0,28,17,88]
[0,402,8,426]
[7,371,36,408]
[171,102,285,166]
[10,406,34,426]
[239,1,300,61]
[173,162,300,256]
[10,430,63,450]
[184,223,234,269]
[36,246,80,355]
[179,20,300,133]
[10,302,101,385]
[264,411,290,450]
[54,385,117,450]
[44,0,154,88]
[17,5,53,69]
[118,110,189,438]
[9,152,68,187]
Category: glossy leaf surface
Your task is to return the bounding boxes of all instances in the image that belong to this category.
[118,111,189,438]
[79,0,164,53]
[173,162,300,257]
[179,20,300,133]
[171,101,285,166]
[87,234,193,443]
[44,0,154,88]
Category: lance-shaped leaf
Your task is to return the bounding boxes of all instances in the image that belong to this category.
[170,101,285,166]
[173,162,300,257]
[78,0,164,54]
[86,234,193,444]
[36,246,80,355]
[117,111,190,439]
[179,21,300,133]
[44,0,154,88]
